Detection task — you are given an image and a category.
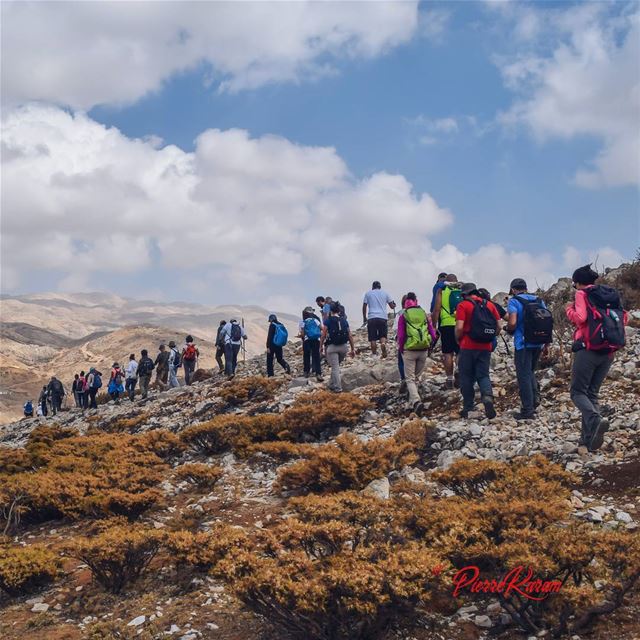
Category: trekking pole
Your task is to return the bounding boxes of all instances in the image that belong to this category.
[242,317,246,363]
[501,334,511,356]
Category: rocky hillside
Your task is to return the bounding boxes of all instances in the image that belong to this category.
[0,264,639,640]
[0,292,299,423]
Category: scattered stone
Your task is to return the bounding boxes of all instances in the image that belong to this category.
[474,614,493,628]
[361,477,390,500]
[31,602,49,613]
[128,615,146,627]
[615,511,633,523]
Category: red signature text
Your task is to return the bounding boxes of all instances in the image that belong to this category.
[452,566,562,601]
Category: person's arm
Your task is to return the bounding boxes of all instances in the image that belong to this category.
[427,317,438,342]
[266,324,274,350]
[566,290,588,326]
[506,299,518,334]
[362,301,368,325]
[432,290,443,326]
[397,314,406,352]
[454,303,466,343]
[348,330,356,357]
[387,293,396,310]
[493,305,502,337]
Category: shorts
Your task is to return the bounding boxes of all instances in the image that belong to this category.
[367,317,388,342]
[439,325,460,355]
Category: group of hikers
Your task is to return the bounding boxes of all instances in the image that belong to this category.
[24,263,628,453]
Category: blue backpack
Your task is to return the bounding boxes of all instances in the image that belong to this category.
[272,323,288,347]
[304,317,321,340]
[24,401,33,414]
[92,373,103,389]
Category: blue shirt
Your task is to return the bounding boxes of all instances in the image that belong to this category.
[430,281,446,312]
[507,294,546,350]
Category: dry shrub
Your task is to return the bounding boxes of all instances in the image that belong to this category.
[135,429,185,458]
[174,463,224,490]
[0,448,33,474]
[392,420,436,456]
[276,432,417,494]
[218,375,282,406]
[249,441,317,462]
[0,543,60,596]
[280,391,369,440]
[104,413,149,433]
[614,256,640,310]
[66,522,163,594]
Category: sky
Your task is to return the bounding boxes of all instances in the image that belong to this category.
[1,0,639,316]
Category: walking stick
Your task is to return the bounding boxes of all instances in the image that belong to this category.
[242,317,246,363]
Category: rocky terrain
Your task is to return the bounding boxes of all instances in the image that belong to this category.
[0,293,299,423]
[0,265,638,640]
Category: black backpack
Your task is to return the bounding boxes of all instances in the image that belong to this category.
[327,316,349,345]
[138,357,154,376]
[513,295,554,345]
[585,285,626,352]
[468,299,498,343]
[230,323,243,341]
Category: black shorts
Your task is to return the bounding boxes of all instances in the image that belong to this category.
[367,318,388,342]
[439,325,460,354]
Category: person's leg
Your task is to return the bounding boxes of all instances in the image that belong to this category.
[397,350,405,381]
[530,348,541,408]
[232,344,240,373]
[311,340,322,377]
[379,319,389,358]
[571,349,605,444]
[584,352,613,449]
[266,350,275,377]
[326,345,342,391]
[274,346,289,373]
[168,368,179,388]
[224,344,234,376]
[161,367,169,385]
[475,350,495,417]
[303,340,312,376]
[367,319,378,355]
[88,389,96,409]
[457,350,475,414]
[215,347,224,372]
[139,375,148,399]
[514,348,535,416]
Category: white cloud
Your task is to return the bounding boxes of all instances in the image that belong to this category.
[1,1,420,109]
[497,5,640,188]
[4,104,619,314]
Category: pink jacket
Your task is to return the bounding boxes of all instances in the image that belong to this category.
[397,299,437,352]
[566,287,629,342]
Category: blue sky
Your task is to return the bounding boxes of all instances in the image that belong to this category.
[2,1,639,312]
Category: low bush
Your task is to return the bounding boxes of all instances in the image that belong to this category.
[174,463,224,490]
[249,441,317,462]
[103,413,149,433]
[66,522,163,594]
[135,429,185,458]
[614,253,640,310]
[218,375,282,406]
[0,543,60,596]
[276,432,418,494]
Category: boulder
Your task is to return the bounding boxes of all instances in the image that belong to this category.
[361,477,390,500]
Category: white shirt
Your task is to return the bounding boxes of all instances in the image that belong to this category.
[222,321,247,345]
[126,360,138,379]
[363,289,394,320]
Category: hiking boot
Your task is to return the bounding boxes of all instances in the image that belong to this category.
[588,419,609,452]
[514,412,535,421]
[412,401,424,416]
[399,380,407,395]
[459,409,469,419]
[285,365,291,375]
[381,344,388,358]
[453,371,460,388]
[482,398,497,420]
[316,375,324,382]
[444,378,455,390]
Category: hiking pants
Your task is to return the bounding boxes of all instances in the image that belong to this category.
[514,347,541,415]
[168,368,180,388]
[303,339,322,376]
[126,378,137,401]
[41,400,48,416]
[571,349,613,443]
[156,366,169,387]
[88,389,98,409]
[215,346,225,372]
[267,346,288,377]
[77,391,85,408]
[326,343,348,392]
[458,349,493,412]
[397,350,405,381]
[139,374,151,399]
[402,350,427,405]
[51,394,62,415]
[74,391,81,407]
[183,359,196,385]
[224,343,241,376]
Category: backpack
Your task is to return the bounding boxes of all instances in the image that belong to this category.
[403,306,432,351]
[336,303,347,320]
[272,323,288,347]
[584,285,626,352]
[51,379,64,395]
[327,316,349,346]
[114,370,123,386]
[137,358,154,376]
[172,348,182,369]
[513,295,554,345]
[93,373,103,389]
[230,324,242,342]
[24,401,33,414]
[183,344,197,361]
[468,299,498,343]
[304,317,322,340]
[447,287,463,315]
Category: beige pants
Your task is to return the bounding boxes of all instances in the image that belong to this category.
[402,349,428,405]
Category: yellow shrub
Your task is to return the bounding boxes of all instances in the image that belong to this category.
[174,463,224,489]
[104,413,149,433]
[218,375,283,406]
[135,429,185,458]
[0,543,60,596]
[249,441,317,461]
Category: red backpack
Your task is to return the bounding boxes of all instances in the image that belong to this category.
[584,285,626,352]
[183,344,197,361]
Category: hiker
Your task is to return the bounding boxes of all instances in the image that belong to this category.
[77,370,87,409]
[430,272,448,312]
[394,295,408,393]
[108,363,125,404]
[155,344,170,389]
[362,281,396,358]
[266,314,291,377]
[455,282,501,419]
[182,335,199,385]
[47,376,64,415]
[215,320,226,373]
[432,274,462,389]
[299,306,323,381]
[320,301,355,392]
[477,289,507,353]
[125,353,138,401]
[72,374,80,407]
[38,386,48,417]
[23,400,34,418]
[316,296,331,322]
[566,264,628,451]
[85,368,102,409]
[168,341,181,388]
[506,278,553,420]
[397,292,437,413]
[137,349,155,399]
[222,321,246,378]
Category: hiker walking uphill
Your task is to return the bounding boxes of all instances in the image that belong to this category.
[317,296,331,322]
[222,320,247,378]
[320,301,355,393]
[432,274,462,389]
[125,354,138,401]
[85,368,102,409]
[506,278,553,419]
[77,370,87,409]
[47,376,64,415]
[137,350,155,399]
[455,282,501,419]
[266,314,291,377]
[362,281,396,358]
[566,264,628,452]
[182,335,199,385]
[38,386,48,417]
[154,344,170,390]
[397,292,437,414]
[72,374,80,407]
[430,272,448,312]
[215,320,226,373]
[168,341,181,388]
[108,363,125,404]
[300,306,323,381]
